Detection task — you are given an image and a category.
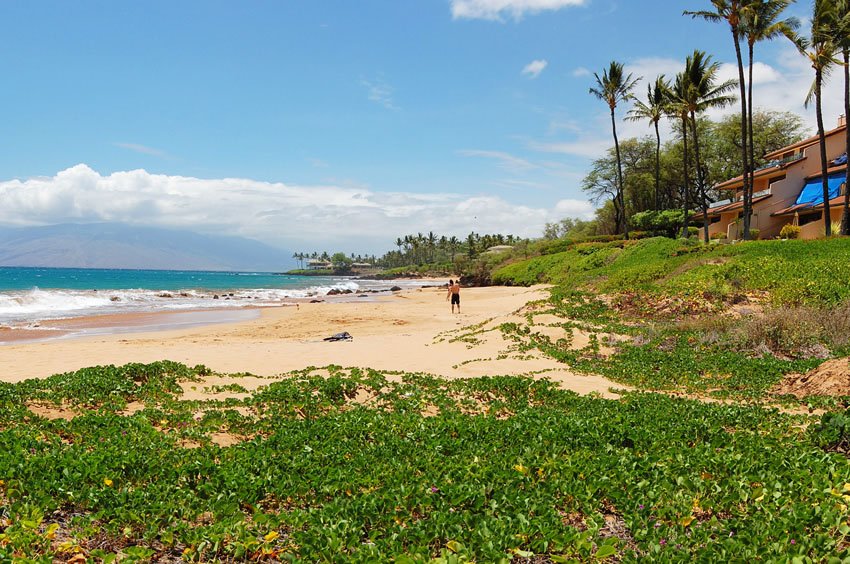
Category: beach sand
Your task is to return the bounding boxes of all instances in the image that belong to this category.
[0,285,624,398]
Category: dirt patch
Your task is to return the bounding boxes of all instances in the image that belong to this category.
[122,401,145,415]
[773,358,850,397]
[27,403,77,421]
[210,432,245,447]
[180,374,271,402]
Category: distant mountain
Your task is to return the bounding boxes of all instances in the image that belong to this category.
[0,223,295,271]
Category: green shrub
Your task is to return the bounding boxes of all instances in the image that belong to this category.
[780,223,802,239]
[810,408,850,451]
[710,232,726,240]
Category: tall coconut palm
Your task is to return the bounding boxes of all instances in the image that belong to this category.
[667,72,695,237]
[626,75,670,211]
[796,0,839,237]
[590,61,640,238]
[686,1,755,238]
[683,51,738,242]
[741,0,798,219]
[831,1,850,234]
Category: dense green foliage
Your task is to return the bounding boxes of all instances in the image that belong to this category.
[2,362,850,562]
[494,236,850,307]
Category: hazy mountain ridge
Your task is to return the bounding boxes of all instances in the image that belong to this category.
[0,224,294,271]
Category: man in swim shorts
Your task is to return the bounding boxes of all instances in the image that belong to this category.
[446,279,461,314]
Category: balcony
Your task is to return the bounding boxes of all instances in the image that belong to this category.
[708,188,772,210]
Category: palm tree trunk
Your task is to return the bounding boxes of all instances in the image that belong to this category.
[654,119,661,211]
[610,108,629,239]
[690,111,710,243]
[816,67,832,237]
[733,29,751,240]
[842,48,850,236]
[681,115,692,238]
[747,42,756,231]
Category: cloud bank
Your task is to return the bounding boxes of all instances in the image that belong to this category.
[0,165,594,253]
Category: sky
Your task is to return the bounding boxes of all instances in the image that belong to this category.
[0,0,843,254]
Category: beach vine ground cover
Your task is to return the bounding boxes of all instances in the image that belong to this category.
[1,362,850,561]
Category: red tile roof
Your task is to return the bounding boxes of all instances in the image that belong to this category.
[772,195,848,217]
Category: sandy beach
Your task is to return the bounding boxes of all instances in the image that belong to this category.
[0,284,622,397]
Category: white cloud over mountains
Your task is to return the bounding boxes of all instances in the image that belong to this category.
[450,0,585,21]
[0,165,593,252]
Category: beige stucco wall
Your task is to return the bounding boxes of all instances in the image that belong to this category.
[716,126,847,240]
[799,207,844,240]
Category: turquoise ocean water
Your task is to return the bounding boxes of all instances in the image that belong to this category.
[0,267,417,325]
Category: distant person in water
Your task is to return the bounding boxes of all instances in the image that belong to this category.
[446,279,461,313]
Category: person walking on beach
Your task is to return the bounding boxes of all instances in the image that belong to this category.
[446,279,461,314]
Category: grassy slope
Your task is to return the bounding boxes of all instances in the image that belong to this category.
[493,237,850,306]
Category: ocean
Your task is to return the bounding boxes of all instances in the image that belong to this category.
[0,266,422,326]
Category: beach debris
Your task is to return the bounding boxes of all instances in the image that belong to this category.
[323,331,353,342]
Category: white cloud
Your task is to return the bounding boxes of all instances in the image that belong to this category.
[571,67,591,77]
[554,198,595,219]
[114,142,169,158]
[0,164,590,252]
[451,0,586,21]
[361,77,398,110]
[457,149,537,172]
[527,138,612,159]
[522,59,548,79]
[717,61,781,86]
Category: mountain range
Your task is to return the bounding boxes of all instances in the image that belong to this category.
[0,223,295,271]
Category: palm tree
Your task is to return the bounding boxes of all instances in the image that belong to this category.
[796,0,839,237]
[590,61,640,237]
[686,1,755,238]
[741,0,798,224]
[683,51,737,242]
[427,231,438,263]
[448,236,460,262]
[627,75,670,211]
[831,1,850,234]
[667,72,695,237]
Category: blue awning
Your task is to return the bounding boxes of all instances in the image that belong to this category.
[795,173,846,206]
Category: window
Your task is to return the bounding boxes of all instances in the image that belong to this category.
[798,211,822,226]
[768,175,786,187]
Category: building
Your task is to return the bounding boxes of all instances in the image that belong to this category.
[701,115,848,240]
[306,259,332,270]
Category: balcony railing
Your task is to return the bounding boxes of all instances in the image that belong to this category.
[708,188,771,209]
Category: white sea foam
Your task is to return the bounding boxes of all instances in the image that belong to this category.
[0,278,429,325]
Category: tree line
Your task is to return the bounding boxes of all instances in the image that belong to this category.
[587,0,850,241]
[293,231,523,270]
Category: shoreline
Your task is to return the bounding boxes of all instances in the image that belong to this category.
[0,284,623,397]
[0,277,452,344]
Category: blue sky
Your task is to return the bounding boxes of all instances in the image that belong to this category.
[0,0,840,252]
